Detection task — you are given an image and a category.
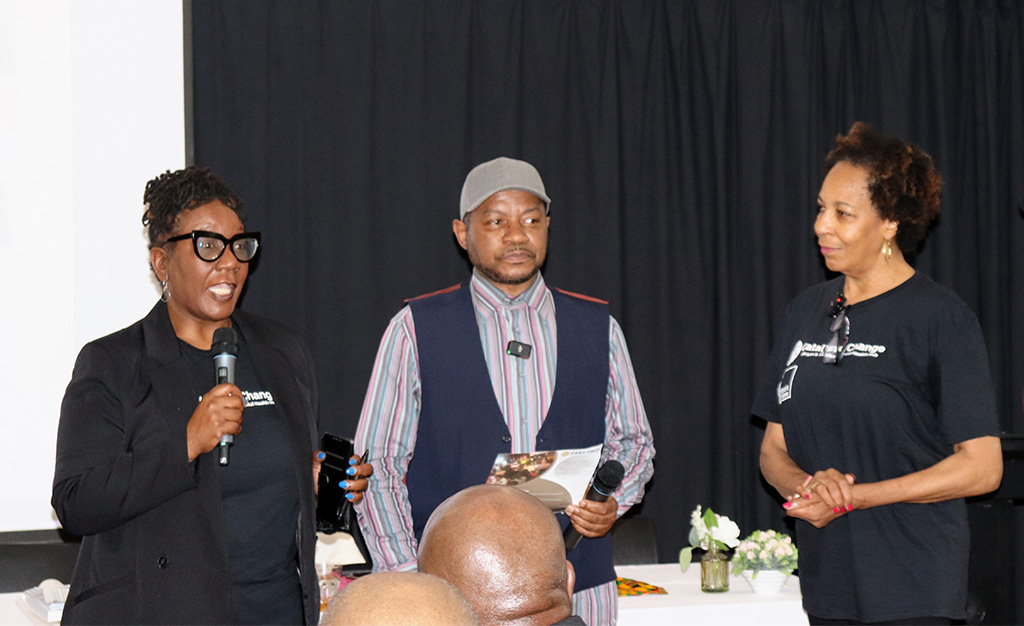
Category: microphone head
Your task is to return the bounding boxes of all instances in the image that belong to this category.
[593,460,625,495]
[211,326,239,356]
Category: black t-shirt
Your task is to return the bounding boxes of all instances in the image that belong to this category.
[181,329,303,625]
[752,272,999,622]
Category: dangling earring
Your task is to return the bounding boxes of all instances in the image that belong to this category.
[882,239,893,263]
[160,280,171,302]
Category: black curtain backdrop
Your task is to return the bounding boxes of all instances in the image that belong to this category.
[190,0,1024,574]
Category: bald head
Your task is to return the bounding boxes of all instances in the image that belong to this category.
[321,571,480,626]
[418,485,575,626]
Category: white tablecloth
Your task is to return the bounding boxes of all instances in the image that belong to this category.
[0,595,46,625]
[617,563,808,625]
[0,563,808,625]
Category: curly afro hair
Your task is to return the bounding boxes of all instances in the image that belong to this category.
[141,166,245,247]
[825,122,942,255]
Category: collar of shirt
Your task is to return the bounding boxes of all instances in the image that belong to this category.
[469,269,552,314]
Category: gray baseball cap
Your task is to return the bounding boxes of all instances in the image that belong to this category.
[459,157,551,219]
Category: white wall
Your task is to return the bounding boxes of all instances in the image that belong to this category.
[0,0,185,531]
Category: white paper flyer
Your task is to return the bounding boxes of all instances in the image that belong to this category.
[485,444,603,511]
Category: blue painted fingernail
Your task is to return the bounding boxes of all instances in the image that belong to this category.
[345,493,355,501]
[348,457,357,466]
[317,452,325,461]
[346,467,356,476]
[339,480,349,489]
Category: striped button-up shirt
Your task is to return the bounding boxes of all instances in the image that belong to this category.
[355,271,655,623]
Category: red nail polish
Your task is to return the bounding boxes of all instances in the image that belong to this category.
[846,504,853,512]
[783,502,792,510]
[804,493,811,499]
[833,507,841,514]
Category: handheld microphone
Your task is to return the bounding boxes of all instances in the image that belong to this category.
[564,459,625,551]
[212,327,239,466]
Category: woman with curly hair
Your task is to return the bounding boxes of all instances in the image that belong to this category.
[52,166,371,624]
[755,123,1002,624]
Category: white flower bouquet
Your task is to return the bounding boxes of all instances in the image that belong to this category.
[678,505,740,569]
[730,529,798,578]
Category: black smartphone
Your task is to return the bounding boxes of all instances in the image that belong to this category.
[317,433,355,526]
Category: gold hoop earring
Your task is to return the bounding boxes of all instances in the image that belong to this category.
[883,239,893,263]
[160,280,171,302]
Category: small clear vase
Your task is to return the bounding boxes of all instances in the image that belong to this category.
[700,545,730,592]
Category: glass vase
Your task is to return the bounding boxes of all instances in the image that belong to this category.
[700,545,730,592]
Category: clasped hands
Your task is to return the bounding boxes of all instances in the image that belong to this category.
[783,469,856,528]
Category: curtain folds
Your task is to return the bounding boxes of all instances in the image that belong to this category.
[191,0,1024,566]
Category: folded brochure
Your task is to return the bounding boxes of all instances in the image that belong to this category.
[485,444,603,511]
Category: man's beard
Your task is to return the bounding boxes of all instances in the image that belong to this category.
[468,246,541,288]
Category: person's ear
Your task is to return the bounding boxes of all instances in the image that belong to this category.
[883,219,898,241]
[150,246,169,283]
[565,559,576,597]
[452,218,469,250]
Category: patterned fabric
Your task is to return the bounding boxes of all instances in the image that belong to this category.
[616,577,668,596]
[575,580,620,625]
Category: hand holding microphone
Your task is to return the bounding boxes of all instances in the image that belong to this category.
[186,384,243,461]
[564,460,625,551]
[184,328,244,462]
[212,327,239,466]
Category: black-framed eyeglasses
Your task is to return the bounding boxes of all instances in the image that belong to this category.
[161,230,261,263]
[824,292,850,365]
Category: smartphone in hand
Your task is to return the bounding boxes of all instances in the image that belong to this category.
[317,433,355,527]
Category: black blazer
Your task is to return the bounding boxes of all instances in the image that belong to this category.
[52,302,320,625]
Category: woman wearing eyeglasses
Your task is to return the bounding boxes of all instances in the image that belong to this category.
[754,123,1002,625]
[52,167,371,625]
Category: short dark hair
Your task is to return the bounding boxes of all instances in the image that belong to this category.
[825,122,942,254]
[141,166,244,247]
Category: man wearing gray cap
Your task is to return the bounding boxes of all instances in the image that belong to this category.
[355,157,655,625]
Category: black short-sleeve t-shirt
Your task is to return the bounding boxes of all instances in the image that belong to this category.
[752,272,999,622]
[181,331,303,625]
